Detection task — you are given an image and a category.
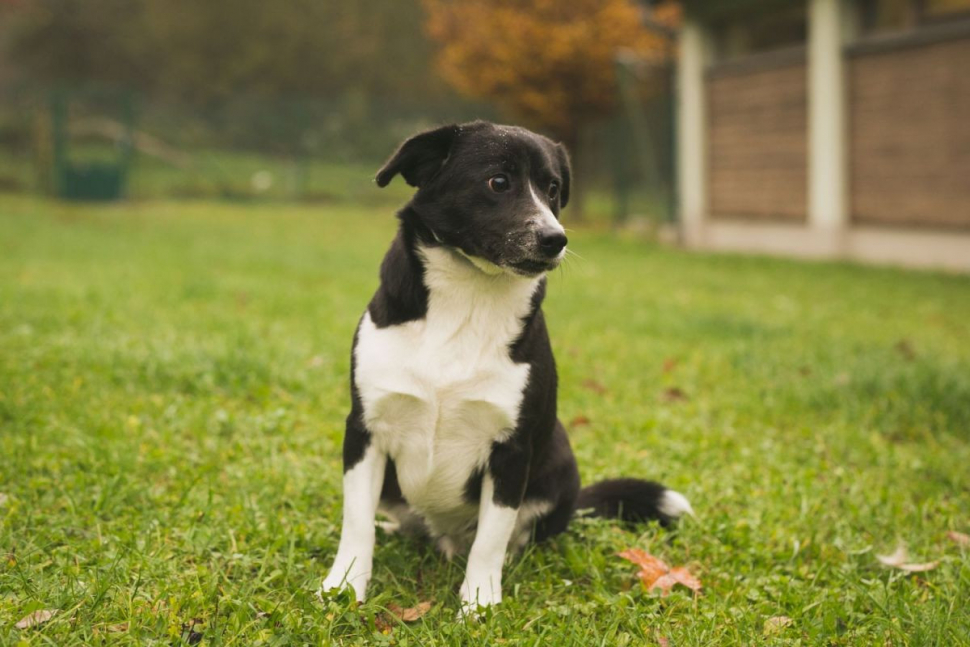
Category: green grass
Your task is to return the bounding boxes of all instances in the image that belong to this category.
[1,193,969,646]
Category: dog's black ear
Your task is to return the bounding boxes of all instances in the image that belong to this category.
[376,124,460,188]
[554,143,572,208]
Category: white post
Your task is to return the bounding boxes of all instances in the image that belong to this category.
[677,20,709,246]
[808,0,847,238]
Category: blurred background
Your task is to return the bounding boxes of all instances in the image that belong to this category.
[0,0,967,269]
[0,0,679,224]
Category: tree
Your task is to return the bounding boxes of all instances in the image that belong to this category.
[6,0,449,105]
[423,0,680,214]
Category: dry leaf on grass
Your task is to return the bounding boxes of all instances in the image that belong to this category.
[569,414,591,428]
[876,546,939,572]
[946,531,969,547]
[15,609,56,630]
[582,379,608,395]
[105,622,129,633]
[618,549,701,596]
[386,601,432,623]
[894,339,916,360]
[876,546,908,566]
[661,387,689,403]
[763,616,793,636]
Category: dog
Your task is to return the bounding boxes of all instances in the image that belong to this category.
[320,121,692,612]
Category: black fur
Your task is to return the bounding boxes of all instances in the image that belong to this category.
[343,120,684,547]
[367,227,429,328]
[374,121,570,274]
[488,435,532,509]
[376,124,460,189]
[576,478,678,526]
[342,324,370,473]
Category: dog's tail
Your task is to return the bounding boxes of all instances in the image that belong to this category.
[575,478,693,526]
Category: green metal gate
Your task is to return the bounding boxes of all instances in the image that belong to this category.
[51,87,135,201]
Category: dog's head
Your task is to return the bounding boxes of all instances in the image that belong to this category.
[376,121,571,277]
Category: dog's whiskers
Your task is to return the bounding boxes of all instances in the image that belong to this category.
[564,247,585,262]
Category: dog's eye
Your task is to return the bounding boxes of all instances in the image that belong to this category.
[548,182,559,200]
[488,175,511,193]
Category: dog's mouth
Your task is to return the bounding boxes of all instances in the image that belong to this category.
[508,256,562,277]
[446,241,563,278]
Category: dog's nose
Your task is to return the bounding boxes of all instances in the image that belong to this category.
[538,229,568,258]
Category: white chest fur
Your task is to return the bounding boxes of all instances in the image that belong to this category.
[353,246,541,535]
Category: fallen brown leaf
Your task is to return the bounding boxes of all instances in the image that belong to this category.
[618,549,701,596]
[15,609,56,630]
[619,549,667,582]
[569,414,591,428]
[763,616,793,636]
[106,622,129,633]
[661,387,689,403]
[582,379,607,395]
[654,567,702,594]
[894,339,916,361]
[946,530,969,547]
[386,601,432,623]
[876,546,939,572]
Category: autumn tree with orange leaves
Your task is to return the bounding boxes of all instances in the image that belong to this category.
[424,0,679,212]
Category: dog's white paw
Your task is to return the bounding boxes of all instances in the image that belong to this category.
[320,560,371,602]
[458,575,501,618]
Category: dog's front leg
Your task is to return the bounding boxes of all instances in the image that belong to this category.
[321,438,386,602]
[460,474,519,611]
[460,438,529,612]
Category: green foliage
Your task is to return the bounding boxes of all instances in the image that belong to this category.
[7,0,446,105]
[1,193,969,645]
[2,1,496,169]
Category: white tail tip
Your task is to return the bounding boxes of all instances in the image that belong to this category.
[659,489,694,519]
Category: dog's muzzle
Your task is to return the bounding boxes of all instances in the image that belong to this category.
[537,228,568,259]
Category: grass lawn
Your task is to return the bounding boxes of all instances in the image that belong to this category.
[1,193,969,646]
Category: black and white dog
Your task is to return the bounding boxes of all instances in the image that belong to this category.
[321,121,691,611]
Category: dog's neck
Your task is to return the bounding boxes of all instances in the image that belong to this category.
[368,214,545,331]
[418,242,541,305]
[415,242,543,356]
